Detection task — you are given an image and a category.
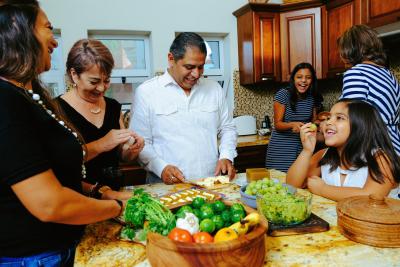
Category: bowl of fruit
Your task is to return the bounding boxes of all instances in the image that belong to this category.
[240,178,296,209]
[146,197,268,267]
[256,188,312,226]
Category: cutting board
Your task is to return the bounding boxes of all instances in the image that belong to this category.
[267,213,329,237]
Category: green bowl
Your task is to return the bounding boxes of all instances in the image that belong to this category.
[256,190,312,226]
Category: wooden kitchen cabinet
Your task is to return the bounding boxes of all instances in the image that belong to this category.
[235,144,268,173]
[361,0,400,28]
[280,7,323,81]
[322,0,362,78]
[234,5,281,85]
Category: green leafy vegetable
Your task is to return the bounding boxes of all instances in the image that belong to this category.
[123,188,176,238]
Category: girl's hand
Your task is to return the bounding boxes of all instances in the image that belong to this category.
[307,176,325,195]
[290,122,304,133]
[300,123,317,153]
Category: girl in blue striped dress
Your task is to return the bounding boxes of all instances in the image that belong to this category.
[266,62,322,172]
[338,24,400,155]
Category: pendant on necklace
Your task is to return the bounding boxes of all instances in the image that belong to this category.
[90,107,101,114]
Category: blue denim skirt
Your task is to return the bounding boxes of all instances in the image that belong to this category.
[0,244,76,267]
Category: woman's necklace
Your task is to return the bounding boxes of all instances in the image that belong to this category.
[0,77,87,179]
[90,106,101,114]
[73,89,102,115]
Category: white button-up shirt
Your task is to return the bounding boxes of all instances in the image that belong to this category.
[130,71,237,180]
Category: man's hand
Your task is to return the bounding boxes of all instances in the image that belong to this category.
[161,165,185,185]
[214,159,236,180]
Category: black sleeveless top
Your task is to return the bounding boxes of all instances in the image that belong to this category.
[57,96,122,190]
[0,80,84,257]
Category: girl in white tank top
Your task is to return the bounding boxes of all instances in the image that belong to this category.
[287,99,400,201]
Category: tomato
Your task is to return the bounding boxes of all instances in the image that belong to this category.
[193,232,214,244]
[221,210,231,223]
[192,197,205,209]
[176,205,193,218]
[199,206,214,219]
[211,215,225,231]
[168,228,193,243]
[199,218,216,233]
[231,209,246,223]
[231,203,245,213]
[212,200,226,213]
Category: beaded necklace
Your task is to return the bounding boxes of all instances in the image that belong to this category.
[0,77,87,179]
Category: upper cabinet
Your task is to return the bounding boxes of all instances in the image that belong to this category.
[280,7,322,81]
[361,0,400,28]
[234,0,400,85]
[322,0,362,78]
[234,6,281,85]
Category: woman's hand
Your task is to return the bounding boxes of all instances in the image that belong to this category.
[300,123,317,153]
[290,122,304,133]
[102,189,132,200]
[121,132,145,161]
[98,129,134,152]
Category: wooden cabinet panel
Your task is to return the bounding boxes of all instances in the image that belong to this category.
[322,0,361,78]
[235,145,268,173]
[236,8,281,85]
[280,7,322,82]
[362,0,400,27]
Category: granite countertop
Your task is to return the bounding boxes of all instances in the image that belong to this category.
[74,170,400,267]
[237,134,269,147]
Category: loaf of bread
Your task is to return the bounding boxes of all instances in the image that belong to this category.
[246,168,270,182]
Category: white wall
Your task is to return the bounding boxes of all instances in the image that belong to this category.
[40,0,248,107]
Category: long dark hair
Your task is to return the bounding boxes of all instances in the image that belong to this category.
[0,0,42,84]
[66,39,114,83]
[338,24,387,67]
[288,62,321,111]
[320,99,400,184]
[0,0,86,152]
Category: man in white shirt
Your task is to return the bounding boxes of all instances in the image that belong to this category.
[130,32,237,184]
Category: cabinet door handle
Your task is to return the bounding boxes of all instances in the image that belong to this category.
[261,77,272,81]
[336,72,344,76]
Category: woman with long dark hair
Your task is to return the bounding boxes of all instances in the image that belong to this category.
[266,62,322,172]
[0,1,125,264]
[287,99,400,201]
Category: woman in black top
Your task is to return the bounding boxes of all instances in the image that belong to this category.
[0,1,125,264]
[57,39,144,194]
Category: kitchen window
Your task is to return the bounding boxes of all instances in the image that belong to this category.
[201,35,230,97]
[40,33,65,97]
[90,32,151,107]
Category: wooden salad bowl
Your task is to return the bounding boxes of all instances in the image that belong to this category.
[146,201,268,267]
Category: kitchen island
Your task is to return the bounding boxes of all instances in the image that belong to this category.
[74,170,400,266]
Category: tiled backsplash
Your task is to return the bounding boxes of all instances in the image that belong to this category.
[233,65,400,129]
[233,70,342,128]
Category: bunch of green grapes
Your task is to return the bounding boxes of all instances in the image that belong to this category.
[245,178,289,196]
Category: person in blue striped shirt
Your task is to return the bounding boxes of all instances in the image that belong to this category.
[266,62,323,172]
[338,24,400,155]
